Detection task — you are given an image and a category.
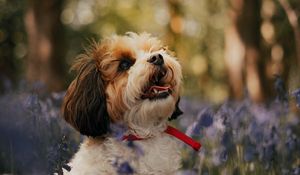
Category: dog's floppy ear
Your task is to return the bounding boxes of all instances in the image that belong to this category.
[169,97,183,121]
[62,56,110,137]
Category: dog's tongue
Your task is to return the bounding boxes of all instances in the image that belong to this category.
[142,85,171,99]
[149,85,170,91]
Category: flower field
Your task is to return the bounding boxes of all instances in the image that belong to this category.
[0,79,299,175]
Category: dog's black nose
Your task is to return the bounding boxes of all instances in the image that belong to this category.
[148,54,164,66]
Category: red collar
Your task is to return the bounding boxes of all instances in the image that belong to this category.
[122,125,201,151]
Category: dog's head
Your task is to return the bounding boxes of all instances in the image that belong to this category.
[62,32,182,137]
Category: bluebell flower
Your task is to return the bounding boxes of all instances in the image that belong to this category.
[292,88,300,108]
[219,149,228,163]
[293,167,300,175]
[24,93,41,113]
[126,141,144,156]
[286,136,296,153]
[221,131,233,149]
[110,123,127,140]
[186,109,214,137]
[262,144,276,162]
[274,75,288,103]
[0,75,12,92]
[117,161,134,174]
[198,112,213,127]
[244,145,256,162]
[248,121,263,144]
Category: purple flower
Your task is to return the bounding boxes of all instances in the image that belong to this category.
[244,145,256,162]
[117,162,134,174]
[262,144,276,162]
[126,141,144,156]
[221,131,233,149]
[286,134,297,152]
[293,167,300,175]
[248,121,263,144]
[198,112,213,128]
[24,93,41,113]
[274,75,288,102]
[292,88,300,108]
[219,149,228,163]
[186,109,214,137]
[110,123,127,140]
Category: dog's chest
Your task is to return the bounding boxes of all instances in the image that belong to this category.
[133,134,181,174]
[67,134,181,175]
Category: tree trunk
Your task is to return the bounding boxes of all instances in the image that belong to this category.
[278,0,300,89]
[225,0,245,100]
[25,0,66,91]
[225,0,269,102]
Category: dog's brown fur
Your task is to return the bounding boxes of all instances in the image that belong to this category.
[62,32,183,174]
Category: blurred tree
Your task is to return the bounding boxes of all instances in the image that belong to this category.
[0,0,25,93]
[278,0,300,67]
[1,0,298,101]
[25,0,67,91]
[276,0,300,91]
[166,0,184,46]
[225,0,271,102]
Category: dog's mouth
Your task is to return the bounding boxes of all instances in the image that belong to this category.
[141,69,172,100]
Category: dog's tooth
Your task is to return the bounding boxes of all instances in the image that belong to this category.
[154,89,158,93]
[161,90,167,94]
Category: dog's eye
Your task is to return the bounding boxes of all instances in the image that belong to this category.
[118,58,133,71]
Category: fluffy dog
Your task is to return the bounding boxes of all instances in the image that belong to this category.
[62,32,184,175]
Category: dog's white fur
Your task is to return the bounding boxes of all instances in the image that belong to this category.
[67,134,181,175]
[62,33,183,175]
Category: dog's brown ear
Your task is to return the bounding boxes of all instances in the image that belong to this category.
[62,57,110,137]
[169,97,183,121]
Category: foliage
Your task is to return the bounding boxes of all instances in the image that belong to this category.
[60,0,228,102]
[0,0,300,174]
[0,83,79,174]
[1,0,299,101]
[0,0,26,92]
[179,99,300,174]
[177,80,300,174]
[0,78,299,174]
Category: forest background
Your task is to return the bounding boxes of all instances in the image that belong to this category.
[0,0,300,174]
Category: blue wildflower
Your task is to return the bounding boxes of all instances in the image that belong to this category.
[188,110,214,136]
[219,150,228,162]
[127,141,144,156]
[293,167,300,175]
[221,131,233,150]
[274,75,288,102]
[110,123,127,140]
[263,144,276,162]
[24,93,41,113]
[117,162,134,174]
[244,145,256,162]
[292,88,300,108]
[286,136,296,153]
[248,121,263,144]
[198,112,213,128]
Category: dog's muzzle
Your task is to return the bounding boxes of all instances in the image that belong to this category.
[141,62,172,100]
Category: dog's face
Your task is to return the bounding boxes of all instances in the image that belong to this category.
[62,33,182,137]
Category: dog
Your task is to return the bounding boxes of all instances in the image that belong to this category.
[62,32,185,174]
